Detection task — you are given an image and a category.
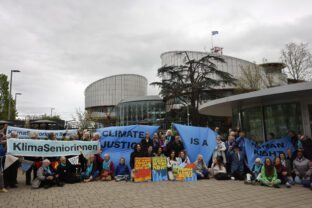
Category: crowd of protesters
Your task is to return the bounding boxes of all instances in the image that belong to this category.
[0,124,312,192]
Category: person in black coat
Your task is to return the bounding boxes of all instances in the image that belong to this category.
[141,132,153,153]
[169,135,185,158]
[130,143,147,181]
[56,157,80,184]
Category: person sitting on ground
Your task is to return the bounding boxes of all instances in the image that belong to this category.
[177,150,190,164]
[92,132,101,141]
[195,154,209,179]
[169,135,185,158]
[80,155,100,182]
[130,143,147,181]
[167,151,179,181]
[56,156,80,185]
[100,154,114,181]
[247,158,262,184]
[274,156,291,188]
[153,147,165,157]
[229,145,246,180]
[32,159,61,189]
[114,157,130,182]
[302,160,312,189]
[259,158,281,188]
[212,135,226,166]
[213,156,229,180]
[141,132,153,153]
[147,145,154,157]
[293,150,310,185]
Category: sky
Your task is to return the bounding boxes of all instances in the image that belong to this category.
[0,0,312,120]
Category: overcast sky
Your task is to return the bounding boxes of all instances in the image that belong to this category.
[1,0,312,120]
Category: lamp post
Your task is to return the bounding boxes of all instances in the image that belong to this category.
[51,108,55,117]
[15,92,22,110]
[8,70,21,120]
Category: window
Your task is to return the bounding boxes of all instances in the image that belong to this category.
[241,107,264,143]
[264,103,303,139]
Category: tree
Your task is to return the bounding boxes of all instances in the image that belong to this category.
[280,42,312,80]
[0,74,16,120]
[235,64,287,93]
[151,52,235,126]
[75,108,93,129]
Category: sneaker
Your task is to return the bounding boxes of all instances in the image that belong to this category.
[1,188,8,193]
[285,182,291,188]
[273,184,280,188]
[231,177,235,180]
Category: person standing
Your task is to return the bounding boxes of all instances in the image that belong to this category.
[141,132,153,153]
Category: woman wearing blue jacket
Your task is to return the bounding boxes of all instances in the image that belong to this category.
[114,157,130,181]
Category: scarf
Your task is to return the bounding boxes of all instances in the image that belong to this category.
[85,162,93,177]
[60,163,66,167]
[42,166,51,175]
[102,160,111,171]
[254,164,262,173]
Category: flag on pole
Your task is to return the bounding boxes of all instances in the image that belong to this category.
[68,156,79,165]
[211,31,219,35]
[4,154,19,170]
[21,159,34,173]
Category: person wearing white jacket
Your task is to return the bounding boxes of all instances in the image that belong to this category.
[212,135,226,166]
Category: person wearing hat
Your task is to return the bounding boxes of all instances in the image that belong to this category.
[32,159,61,189]
[229,144,246,180]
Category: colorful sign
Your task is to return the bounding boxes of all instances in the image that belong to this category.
[152,157,168,181]
[134,157,152,182]
[173,163,197,181]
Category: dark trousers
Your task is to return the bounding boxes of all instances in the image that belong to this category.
[232,171,245,180]
[197,168,209,180]
[4,161,19,187]
[215,173,229,180]
[26,165,37,185]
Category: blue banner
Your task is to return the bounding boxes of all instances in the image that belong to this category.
[7,139,99,156]
[6,126,77,140]
[97,125,159,169]
[245,137,295,170]
[173,123,217,164]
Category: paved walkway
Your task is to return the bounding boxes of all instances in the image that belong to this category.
[0,170,311,208]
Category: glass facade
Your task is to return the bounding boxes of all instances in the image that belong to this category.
[116,99,166,127]
[236,102,303,142]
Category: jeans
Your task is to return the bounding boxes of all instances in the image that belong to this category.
[81,170,100,181]
[197,168,209,179]
[115,175,129,181]
[295,176,310,185]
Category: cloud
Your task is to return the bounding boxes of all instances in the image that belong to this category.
[0,0,311,120]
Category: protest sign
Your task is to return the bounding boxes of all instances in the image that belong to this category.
[152,157,168,181]
[6,126,77,140]
[134,157,152,182]
[173,163,197,181]
[245,137,295,170]
[173,123,217,164]
[97,125,159,169]
[7,139,99,157]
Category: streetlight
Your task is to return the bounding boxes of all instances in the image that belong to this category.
[51,108,55,117]
[15,93,22,110]
[8,70,21,120]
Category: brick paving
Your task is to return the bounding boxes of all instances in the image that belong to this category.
[0,170,311,208]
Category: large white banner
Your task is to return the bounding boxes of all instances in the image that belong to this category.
[6,126,78,140]
[7,139,99,157]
